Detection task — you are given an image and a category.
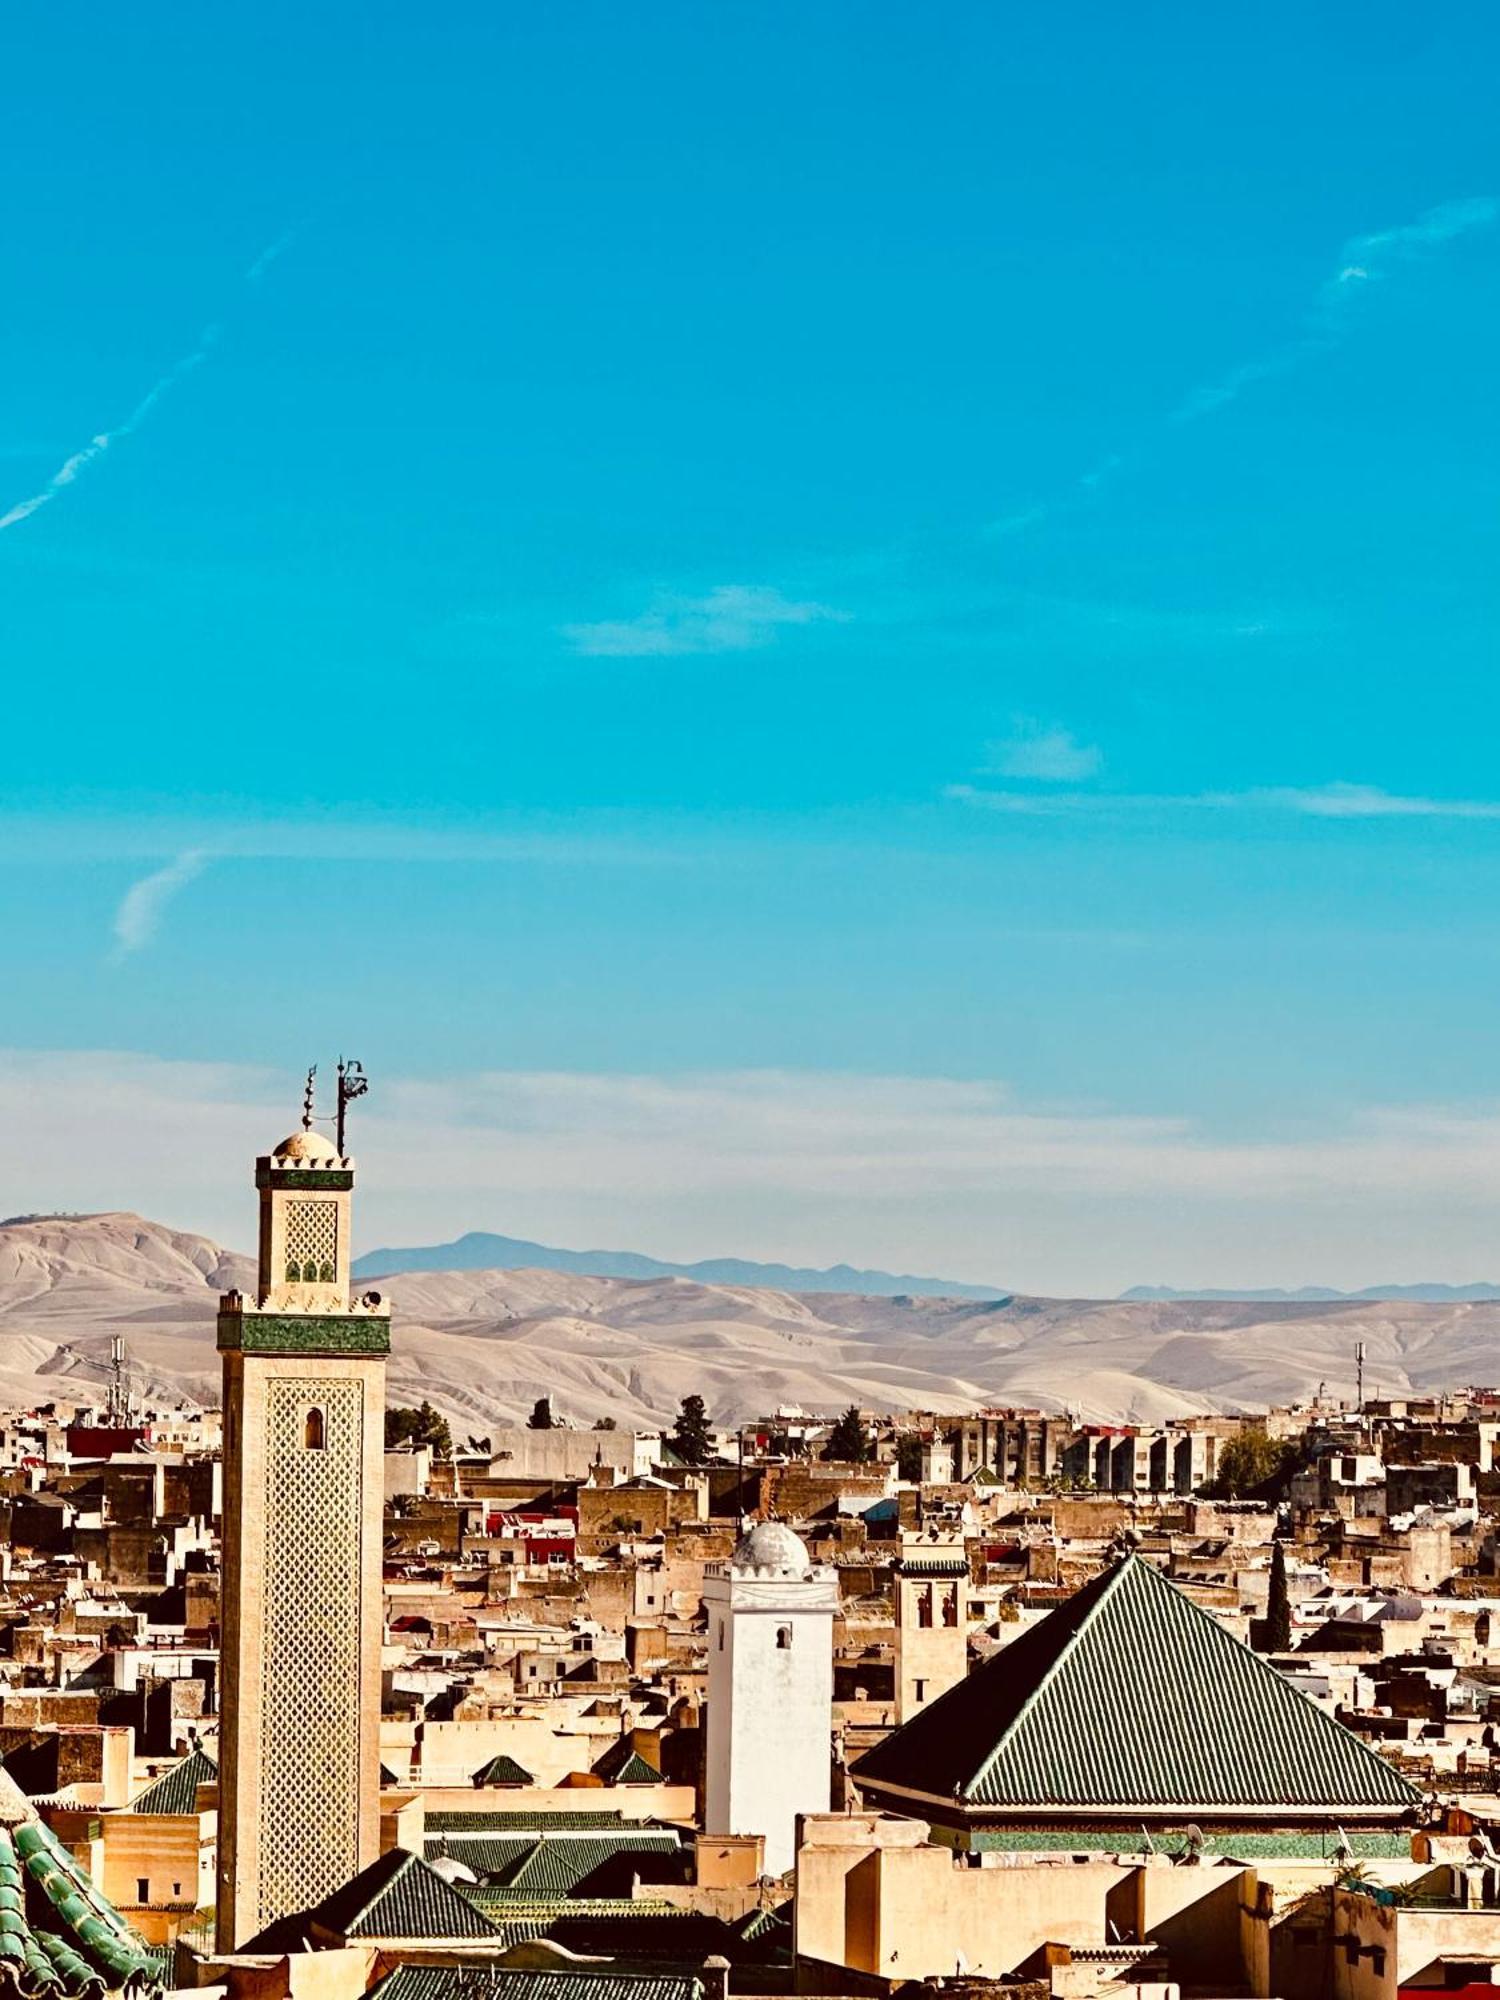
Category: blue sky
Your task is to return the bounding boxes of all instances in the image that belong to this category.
[2,4,1499,1292]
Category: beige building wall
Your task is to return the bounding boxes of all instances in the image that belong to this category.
[102,1810,216,1915]
[892,1555,967,1724]
[795,1815,1274,1988]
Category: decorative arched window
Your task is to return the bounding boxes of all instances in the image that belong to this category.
[776,1625,793,1650]
[318,1260,335,1283]
[302,1259,318,1283]
[285,1259,300,1283]
[304,1407,326,1451]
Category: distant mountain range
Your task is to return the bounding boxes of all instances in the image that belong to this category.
[353,1229,1002,1300]
[10,1211,1500,1428]
[1122,1282,1500,1303]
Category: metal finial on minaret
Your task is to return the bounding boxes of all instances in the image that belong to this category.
[301,1065,318,1131]
[336,1058,368,1157]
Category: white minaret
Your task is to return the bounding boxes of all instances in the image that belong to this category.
[703,1522,837,1877]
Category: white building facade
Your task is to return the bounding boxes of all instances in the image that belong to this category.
[703,1521,837,1877]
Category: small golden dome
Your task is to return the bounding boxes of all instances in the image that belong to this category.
[272,1129,339,1161]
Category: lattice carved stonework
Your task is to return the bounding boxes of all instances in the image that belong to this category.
[284,1198,339,1274]
[258,1376,364,1929]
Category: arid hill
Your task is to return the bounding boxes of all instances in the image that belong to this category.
[0,1211,1494,1429]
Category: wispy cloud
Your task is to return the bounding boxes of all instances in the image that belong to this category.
[984,195,1496,535]
[0,226,298,535]
[8,1049,1500,1298]
[243,225,302,284]
[947,780,1500,822]
[0,331,221,532]
[563,584,849,657]
[1172,195,1498,424]
[111,852,210,957]
[983,721,1102,783]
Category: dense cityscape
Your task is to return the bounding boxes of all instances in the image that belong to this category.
[0,1122,1497,2000]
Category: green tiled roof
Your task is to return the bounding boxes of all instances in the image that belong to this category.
[896,1552,969,1577]
[129,1750,216,1817]
[591,1741,663,1787]
[426,1811,632,1833]
[490,1831,682,1899]
[373,1968,703,2000]
[852,1553,1421,1819]
[471,1755,535,1788]
[949,1827,1411,1859]
[423,1836,536,1878]
[0,1819,159,1995]
[316,1850,503,1941]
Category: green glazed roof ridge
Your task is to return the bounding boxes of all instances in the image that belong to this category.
[959,1556,1133,1804]
[981,1556,1418,1810]
[854,1552,1421,1817]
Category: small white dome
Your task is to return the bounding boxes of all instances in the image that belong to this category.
[429,1854,478,1885]
[272,1129,339,1161]
[732,1521,811,1577]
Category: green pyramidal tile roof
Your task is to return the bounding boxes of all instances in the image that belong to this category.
[471,1754,534,1788]
[852,1554,1421,1818]
[129,1750,216,1817]
[591,1741,663,1787]
[315,1850,503,1941]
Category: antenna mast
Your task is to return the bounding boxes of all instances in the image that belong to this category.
[1355,1340,1366,1413]
[106,1334,131,1427]
[336,1058,369,1156]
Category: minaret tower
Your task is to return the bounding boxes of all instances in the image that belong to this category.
[215,1070,390,1949]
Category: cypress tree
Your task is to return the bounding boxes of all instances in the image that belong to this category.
[1265,1536,1292,1653]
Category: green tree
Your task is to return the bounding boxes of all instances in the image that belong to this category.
[1207,1429,1296,1499]
[1264,1536,1292,1652]
[593,1416,618,1432]
[528,1396,555,1430]
[895,1435,924,1482]
[671,1394,712,1465]
[385,1400,453,1458]
[824,1405,872,1462]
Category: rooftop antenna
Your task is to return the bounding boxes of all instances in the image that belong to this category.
[1355,1341,1366,1412]
[105,1334,131,1427]
[336,1057,368,1156]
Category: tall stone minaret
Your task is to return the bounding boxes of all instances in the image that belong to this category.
[215,1086,389,1949]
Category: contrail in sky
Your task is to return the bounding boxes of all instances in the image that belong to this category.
[985,195,1496,534]
[0,226,298,535]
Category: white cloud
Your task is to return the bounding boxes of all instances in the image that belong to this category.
[0,225,296,535]
[6,1049,1500,1295]
[0,330,222,533]
[1173,195,1498,424]
[984,721,1102,783]
[111,852,209,956]
[947,780,1500,822]
[984,195,1497,534]
[563,584,848,657]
